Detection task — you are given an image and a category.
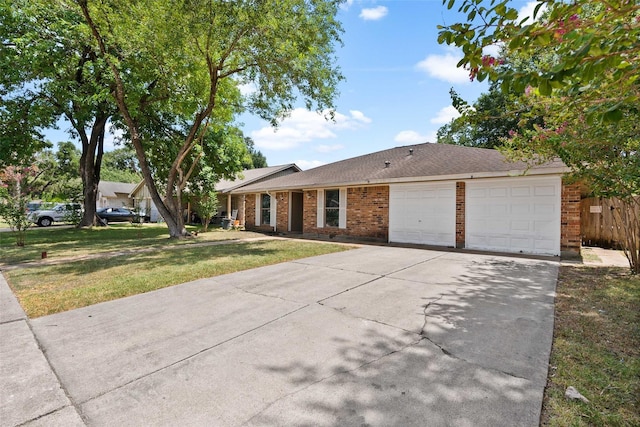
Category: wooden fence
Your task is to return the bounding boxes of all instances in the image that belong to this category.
[581,197,640,248]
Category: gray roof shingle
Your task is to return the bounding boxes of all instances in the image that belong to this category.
[214,164,301,192]
[235,143,566,193]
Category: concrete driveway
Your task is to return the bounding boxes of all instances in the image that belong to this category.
[5,245,558,426]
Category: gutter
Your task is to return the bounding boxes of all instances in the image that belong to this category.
[230,166,570,194]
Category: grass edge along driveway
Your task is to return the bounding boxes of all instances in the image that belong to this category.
[5,238,353,318]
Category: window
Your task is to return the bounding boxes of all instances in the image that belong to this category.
[261,194,271,225]
[325,189,339,227]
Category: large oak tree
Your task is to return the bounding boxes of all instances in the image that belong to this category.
[76,0,344,237]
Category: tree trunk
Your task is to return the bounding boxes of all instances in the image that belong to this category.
[78,114,108,227]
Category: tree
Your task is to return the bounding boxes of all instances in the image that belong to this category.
[102,148,142,183]
[3,0,117,227]
[437,0,639,123]
[438,0,640,272]
[437,84,543,148]
[0,166,37,246]
[77,0,343,238]
[243,137,268,169]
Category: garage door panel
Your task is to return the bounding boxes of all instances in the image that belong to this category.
[466,177,561,256]
[390,182,455,247]
[511,186,531,197]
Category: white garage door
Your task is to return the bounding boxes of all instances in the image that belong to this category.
[466,177,561,256]
[389,182,456,247]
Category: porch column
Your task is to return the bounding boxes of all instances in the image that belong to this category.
[227,194,232,218]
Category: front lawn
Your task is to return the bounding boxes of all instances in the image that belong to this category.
[541,265,640,426]
[5,238,352,318]
[0,223,267,265]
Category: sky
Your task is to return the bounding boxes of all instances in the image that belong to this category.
[45,0,540,170]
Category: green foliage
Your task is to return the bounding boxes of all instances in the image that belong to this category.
[438,0,639,124]
[77,0,342,237]
[437,84,543,148]
[0,166,36,246]
[243,137,268,169]
[194,193,219,232]
[439,0,640,271]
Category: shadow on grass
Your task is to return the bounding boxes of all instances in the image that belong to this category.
[0,224,264,264]
[246,255,558,426]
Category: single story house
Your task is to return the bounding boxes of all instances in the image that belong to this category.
[232,143,581,257]
[128,164,301,223]
[214,164,301,224]
[97,181,137,209]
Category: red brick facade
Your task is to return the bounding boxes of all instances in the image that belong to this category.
[302,186,389,241]
[455,182,465,249]
[561,180,582,253]
[242,177,581,254]
[275,191,289,232]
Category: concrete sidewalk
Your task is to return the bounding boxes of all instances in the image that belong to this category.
[3,246,563,426]
[0,274,85,426]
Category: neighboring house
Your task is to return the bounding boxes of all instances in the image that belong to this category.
[232,143,581,257]
[214,164,301,225]
[128,164,301,224]
[129,181,161,223]
[97,181,137,209]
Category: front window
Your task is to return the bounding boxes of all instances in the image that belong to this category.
[325,189,339,227]
[261,194,271,225]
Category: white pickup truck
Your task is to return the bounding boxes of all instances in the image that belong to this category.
[29,203,82,227]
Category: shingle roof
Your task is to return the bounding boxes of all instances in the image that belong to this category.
[214,164,301,193]
[98,181,137,198]
[235,143,566,193]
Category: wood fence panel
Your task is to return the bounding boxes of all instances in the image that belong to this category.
[581,197,640,248]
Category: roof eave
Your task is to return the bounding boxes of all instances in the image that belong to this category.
[231,166,570,193]
[216,164,301,193]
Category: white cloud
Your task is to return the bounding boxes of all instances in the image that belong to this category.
[518,1,547,22]
[295,159,326,170]
[349,110,372,124]
[359,6,388,21]
[341,0,354,10]
[483,43,503,58]
[104,121,124,151]
[430,105,461,125]
[394,130,432,144]
[251,108,372,151]
[238,82,257,96]
[415,49,470,84]
[315,144,344,153]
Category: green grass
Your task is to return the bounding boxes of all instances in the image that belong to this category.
[0,223,267,265]
[541,266,640,426]
[5,239,351,318]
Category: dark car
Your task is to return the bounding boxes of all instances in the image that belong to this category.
[97,207,136,224]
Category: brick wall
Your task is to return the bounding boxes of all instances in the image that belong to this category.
[455,182,465,249]
[275,192,289,232]
[561,180,581,253]
[303,186,389,241]
[244,193,274,232]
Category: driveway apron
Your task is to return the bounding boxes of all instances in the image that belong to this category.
[26,245,558,426]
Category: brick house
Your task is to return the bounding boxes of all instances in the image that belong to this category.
[233,143,581,256]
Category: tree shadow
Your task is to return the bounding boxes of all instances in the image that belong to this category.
[247,255,557,426]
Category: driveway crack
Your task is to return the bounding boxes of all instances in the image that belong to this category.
[240,336,426,426]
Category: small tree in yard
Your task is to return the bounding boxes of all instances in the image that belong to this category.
[195,191,219,233]
[0,166,37,246]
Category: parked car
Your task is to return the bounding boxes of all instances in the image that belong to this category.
[29,203,82,227]
[96,207,137,224]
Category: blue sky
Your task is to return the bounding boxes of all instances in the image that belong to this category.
[45,0,540,170]
[245,0,540,169]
